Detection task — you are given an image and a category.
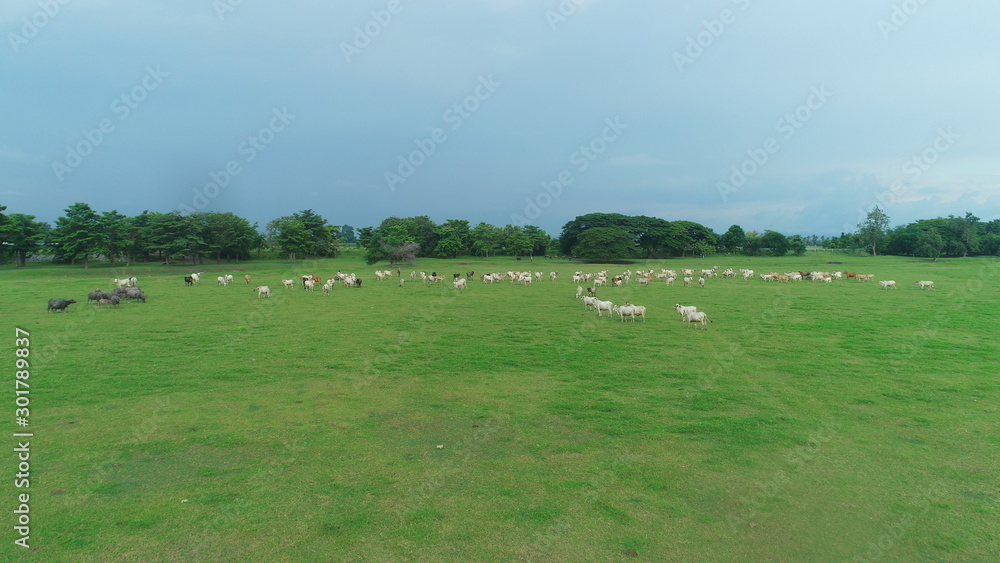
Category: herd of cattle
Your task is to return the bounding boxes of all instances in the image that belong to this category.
[47,276,148,312]
[564,266,935,329]
[45,265,936,320]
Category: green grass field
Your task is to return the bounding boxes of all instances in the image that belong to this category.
[3,252,998,561]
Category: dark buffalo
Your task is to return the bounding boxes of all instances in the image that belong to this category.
[124,287,147,303]
[87,289,103,304]
[47,299,77,312]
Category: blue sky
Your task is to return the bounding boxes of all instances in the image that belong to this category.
[2,0,997,237]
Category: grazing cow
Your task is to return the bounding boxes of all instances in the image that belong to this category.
[47,299,77,313]
[217,276,228,286]
[304,279,315,291]
[255,286,271,298]
[586,287,597,297]
[685,311,711,329]
[594,299,614,318]
[322,283,331,296]
[467,270,475,279]
[184,276,194,286]
[281,279,295,289]
[224,274,235,285]
[453,278,467,290]
[244,274,252,285]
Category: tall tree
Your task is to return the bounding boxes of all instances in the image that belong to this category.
[1,213,51,266]
[522,225,550,257]
[98,210,129,267]
[340,224,357,244]
[143,211,204,265]
[470,222,501,258]
[51,202,102,267]
[857,206,890,256]
[719,225,747,254]
[274,218,311,265]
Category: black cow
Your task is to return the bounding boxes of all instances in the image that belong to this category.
[184,276,194,286]
[47,299,77,312]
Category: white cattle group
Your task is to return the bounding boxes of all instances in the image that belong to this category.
[175,263,933,337]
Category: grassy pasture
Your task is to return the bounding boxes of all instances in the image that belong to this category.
[2,253,998,561]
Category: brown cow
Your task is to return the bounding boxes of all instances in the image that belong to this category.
[244,274,252,284]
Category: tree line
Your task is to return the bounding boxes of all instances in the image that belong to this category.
[825,208,1000,259]
[1,203,996,267]
[0,203,357,267]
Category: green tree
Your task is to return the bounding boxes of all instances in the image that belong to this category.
[274,218,311,265]
[857,206,890,256]
[1,213,51,267]
[340,224,357,244]
[914,229,943,261]
[98,210,129,267]
[522,225,550,257]
[719,225,747,254]
[470,222,502,258]
[744,230,762,255]
[788,234,807,256]
[761,230,790,256]
[143,211,204,265]
[51,202,102,267]
[432,225,466,258]
[502,225,533,257]
[571,227,639,261]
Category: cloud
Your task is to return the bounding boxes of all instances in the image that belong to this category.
[0,147,41,165]
[606,153,671,167]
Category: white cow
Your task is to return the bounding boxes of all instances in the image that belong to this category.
[915,280,935,290]
[594,299,614,318]
[217,276,228,286]
[255,286,271,299]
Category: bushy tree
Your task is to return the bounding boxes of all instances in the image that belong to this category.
[470,222,501,258]
[1,213,50,266]
[761,230,790,256]
[571,227,639,261]
[719,225,747,254]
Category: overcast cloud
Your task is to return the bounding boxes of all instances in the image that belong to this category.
[2,0,997,236]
